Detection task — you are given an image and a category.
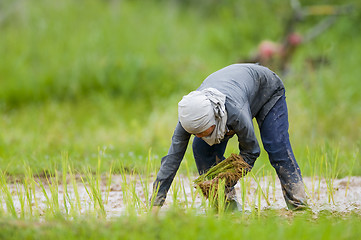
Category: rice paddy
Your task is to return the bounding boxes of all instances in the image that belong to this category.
[0,153,360,219]
[1,0,360,239]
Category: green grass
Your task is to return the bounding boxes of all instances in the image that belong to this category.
[1,0,360,176]
[0,211,360,240]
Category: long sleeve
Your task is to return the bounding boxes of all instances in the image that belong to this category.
[226,102,260,166]
[151,122,191,206]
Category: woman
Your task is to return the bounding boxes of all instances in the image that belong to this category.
[151,63,308,211]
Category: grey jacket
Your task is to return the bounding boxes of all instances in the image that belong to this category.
[152,64,285,206]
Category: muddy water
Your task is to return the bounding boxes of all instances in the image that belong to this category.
[5,176,361,217]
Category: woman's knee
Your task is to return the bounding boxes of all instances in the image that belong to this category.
[192,137,211,157]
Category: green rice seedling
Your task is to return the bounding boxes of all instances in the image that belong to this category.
[118,167,141,215]
[246,172,253,205]
[149,181,160,212]
[249,188,257,219]
[141,149,154,209]
[250,170,271,206]
[15,184,26,219]
[183,159,198,209]
[310,144,341,204]
[22,166,33,216]
[240,174,247,213]
[96,148,102,193]
[262,169,267,199]
[248,170,262,217]
[130,174,147,213]
[179,175,197,211]
[0,171,17,218]
[139,174,150,210]
[0,183,3,206]
[81,169,106,218]
[79,173,95,214]
[0,192,3,216]
[170,176,181,209]
[61,152,70,216]
[239,169,254,215]
[301,151,316,205]
[197,178,228,215]
[205,183,218,214]
[264,170,272,205]
[36,177,52,215]
[323,146,340,204]
[140,176,150,206]
[104,163,113,205]
[345,149,358,197]
[119,168,130,212]
[267,171,275,204]
[271,171,277,203]
[68,165,82,215]
[134,173,147,214]
[60,154,84,218]
[24,165,37,216]
[194,154,250,199]
[37,169,62,216]
[85,148,108,217]
[145,148,155,177]
[306,147,317,200]
[188,183,202,211]
[127,177,137,214]
[216,178,226,216]
[256,185,262,217]
[324,155,333,204]
[196,187,208,211]
[181,178,189,209]
[195,154,250,184]
[316,154,324,201]
[50,171,61,214]
[81,174,98,216]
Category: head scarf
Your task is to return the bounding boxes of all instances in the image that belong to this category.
[178,88,227,146]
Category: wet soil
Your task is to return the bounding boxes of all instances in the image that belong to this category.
[4,175,361,217]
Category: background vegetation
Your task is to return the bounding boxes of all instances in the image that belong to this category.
[1,0,360,176]
[1,211,361,240]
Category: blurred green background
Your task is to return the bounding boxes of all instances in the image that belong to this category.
[0,0,360,176]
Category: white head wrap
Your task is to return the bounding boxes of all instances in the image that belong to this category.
[178,88,227,146]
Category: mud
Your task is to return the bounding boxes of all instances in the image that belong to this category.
[3,175,361,218]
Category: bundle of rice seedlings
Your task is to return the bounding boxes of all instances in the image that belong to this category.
[194,153,251,199]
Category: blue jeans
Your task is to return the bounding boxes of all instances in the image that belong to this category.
[192,95,307,209]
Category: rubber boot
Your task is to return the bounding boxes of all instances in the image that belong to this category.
[224,187,242,212]
[281,180,309,211]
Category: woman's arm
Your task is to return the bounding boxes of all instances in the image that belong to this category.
[151,122,191,206]
[229,105,260,167]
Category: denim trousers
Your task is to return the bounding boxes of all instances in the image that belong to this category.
[192,95,307,209]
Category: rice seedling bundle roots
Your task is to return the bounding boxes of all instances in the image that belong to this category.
[194,153,251,198]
